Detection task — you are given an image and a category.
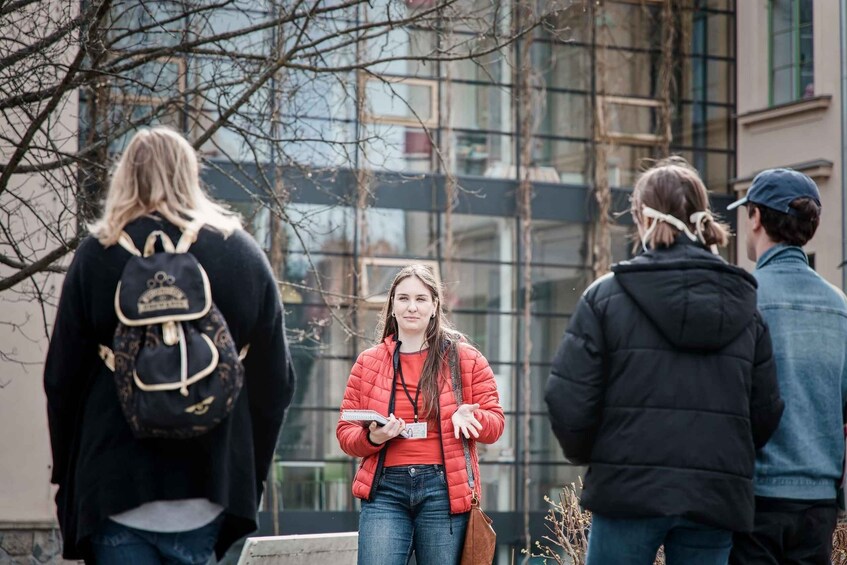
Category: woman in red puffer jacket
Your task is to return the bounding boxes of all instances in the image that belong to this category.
[337,264,504,565]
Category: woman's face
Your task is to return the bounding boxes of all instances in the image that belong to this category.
[392,276,436,337]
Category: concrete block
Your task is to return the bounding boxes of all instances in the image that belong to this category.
[31,530,62,563]
[237,532,358,565]
[0,532,32,557]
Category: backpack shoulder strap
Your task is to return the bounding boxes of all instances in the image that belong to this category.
[143,230,176,257]
[98,344,115,371]
[117,232,142,257]
[176,220,205,254]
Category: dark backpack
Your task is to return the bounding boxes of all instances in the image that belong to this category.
[99,224,246,439]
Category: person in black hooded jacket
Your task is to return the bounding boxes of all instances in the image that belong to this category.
[545,157,784,565]
[44,127,294,564]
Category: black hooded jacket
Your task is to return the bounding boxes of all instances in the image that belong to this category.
[44,216,295,560]
[545,240,784,532]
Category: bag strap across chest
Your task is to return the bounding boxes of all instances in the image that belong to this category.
[448,344,476,492]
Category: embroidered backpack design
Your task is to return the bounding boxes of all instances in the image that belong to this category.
[99,224,246,439]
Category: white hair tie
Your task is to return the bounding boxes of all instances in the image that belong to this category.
[689,211,713,245]
[641,206,717,254]
[642,206,698,243]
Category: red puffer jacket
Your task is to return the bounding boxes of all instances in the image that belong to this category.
[337,336,505,514]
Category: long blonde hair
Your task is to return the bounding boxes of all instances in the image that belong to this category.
[376,264,465,421]
[89,126,242,245]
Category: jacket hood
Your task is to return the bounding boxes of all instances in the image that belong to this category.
[611,242,759,351]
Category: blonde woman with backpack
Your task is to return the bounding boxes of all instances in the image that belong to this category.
[44,126,294,564]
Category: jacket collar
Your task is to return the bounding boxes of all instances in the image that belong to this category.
[756,244,809,270]
[382,334,398,349]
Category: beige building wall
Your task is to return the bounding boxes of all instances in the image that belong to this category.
[0,0,78,541]
[735,0,843,285]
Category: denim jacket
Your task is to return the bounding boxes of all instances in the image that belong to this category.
[753,244,847,500]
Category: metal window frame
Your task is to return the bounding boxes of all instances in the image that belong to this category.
[769,0,814,105]
[359,73,439,128]
[109,55,188,134]
[597,95,667,146]
[114,55,187,107]
[359,257,441,306]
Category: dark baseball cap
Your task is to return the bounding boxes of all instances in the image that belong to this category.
[727,168,821,217]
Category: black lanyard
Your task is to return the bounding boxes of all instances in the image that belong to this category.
[397,357,422,423]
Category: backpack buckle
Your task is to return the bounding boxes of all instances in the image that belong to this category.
[162,321,179,346]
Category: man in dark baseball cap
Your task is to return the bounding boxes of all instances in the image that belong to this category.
[727,167,821,218]
[728,169,847,565]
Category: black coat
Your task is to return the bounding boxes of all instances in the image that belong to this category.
[545,240,784,532]
[44,216,295,560]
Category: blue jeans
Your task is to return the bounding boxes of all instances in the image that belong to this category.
[586,514,732,565]
[89,515,223,564]
[358,464,469,565]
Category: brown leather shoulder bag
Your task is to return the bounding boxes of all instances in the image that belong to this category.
[448,344,496,565]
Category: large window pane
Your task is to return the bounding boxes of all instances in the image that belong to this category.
[770,0,814,105]
[533,139,589,185]
[286,335,356,409]
[277,407,340,462]
[687,12,732,58]
[365,123,436,173]
[600,2,661,51]
[451,311,516,364]
[451,132,515,177]
[279,205,357,255]
[532,221,589,266]
[668,149,731,194]
[538,92,591,139]
[604,50,656,98]
[681,59,734,104]
[772,0,793,34]
[772,30,793,69]
[448,83,513,133]
[530,464,587,511]
[449,215,515,262]
[675,103,731,150]
[452,41,513,85]
[529,268,586,316]
[364,78,437,126]
[369,29,438,78]
[490,363,516,411]
[606,144,655,188]
[358,209,439,258]
[533,43,591,92]
[272,460,358,511]
[479,462,515,512]
[772,67,794,105]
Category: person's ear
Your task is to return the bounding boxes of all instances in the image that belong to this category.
[749,206,762,232]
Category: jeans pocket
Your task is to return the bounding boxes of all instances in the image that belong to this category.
[438,469,447,486]
[90,520,138,548]
[171,515,223,564]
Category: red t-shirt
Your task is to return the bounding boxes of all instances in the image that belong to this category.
[384,350,444,467]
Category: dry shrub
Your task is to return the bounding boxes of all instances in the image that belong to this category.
[833,522,847,564]
[525,482,665,565]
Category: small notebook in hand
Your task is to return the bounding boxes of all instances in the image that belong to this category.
[341,409,411,438]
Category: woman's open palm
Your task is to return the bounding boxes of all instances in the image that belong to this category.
[452,403,482,439]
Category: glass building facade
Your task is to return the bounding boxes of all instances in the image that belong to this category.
[231,2,736,561]
[88,0,738,561]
